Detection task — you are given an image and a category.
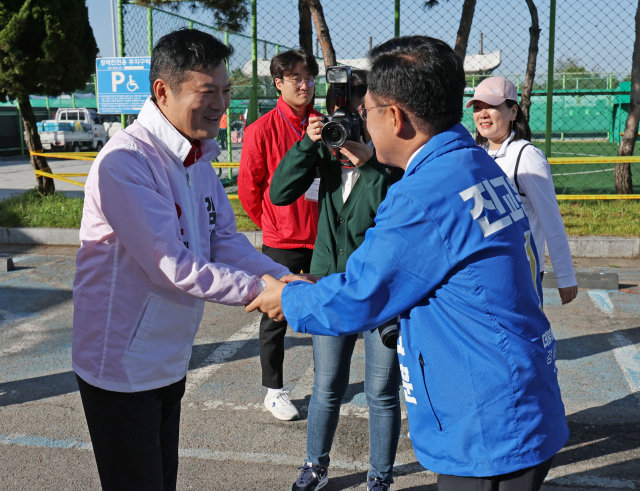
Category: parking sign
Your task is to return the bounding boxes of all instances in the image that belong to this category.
[96,57,151,114]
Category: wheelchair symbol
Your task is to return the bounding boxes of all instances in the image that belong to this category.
[127,76,139,92]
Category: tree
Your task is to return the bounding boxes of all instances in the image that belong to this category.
[616,0,640,194]
[0,0,98,196]
[136,0,249,31]
[306,0,336,69]
[520,0,540,122]
[425,0,476,60]
[299,0,313,54]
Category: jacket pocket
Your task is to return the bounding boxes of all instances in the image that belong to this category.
[419,352,443,431]
[128,296,151,349]
[122,295,198,387]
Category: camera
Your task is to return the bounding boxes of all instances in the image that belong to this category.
[376,318,398,350]
[321,66,362,148]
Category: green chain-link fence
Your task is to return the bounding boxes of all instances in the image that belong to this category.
[121,0,640,195]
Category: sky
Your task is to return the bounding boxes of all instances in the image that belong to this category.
[87,0,635,79]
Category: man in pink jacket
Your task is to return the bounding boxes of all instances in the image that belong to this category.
[72,29,295,491]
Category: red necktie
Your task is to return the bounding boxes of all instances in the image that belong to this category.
[184,140,201,168]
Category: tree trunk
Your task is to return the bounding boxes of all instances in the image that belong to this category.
[299,0,313,54]
[521,0,540,122]
[453,0,476,60]
[306,0,336,69]
[616,0,640,194]
[18,98,55,196]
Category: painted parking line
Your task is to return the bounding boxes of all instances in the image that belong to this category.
[184,317,261,395]
[588,290,614,315]
[609,332,640,404]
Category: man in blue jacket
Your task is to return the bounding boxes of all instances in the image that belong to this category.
[248,35,568,490]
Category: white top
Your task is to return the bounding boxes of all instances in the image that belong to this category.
[72,98,289,392]
[341,166,360,202]
[339,139,376,202]
[487,133,577,288]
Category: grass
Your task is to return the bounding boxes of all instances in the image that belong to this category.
[0,189,260,231]
[559,200,640,237]
[229,198,259,231]
[0,189,84,228]
[2,191,637,237]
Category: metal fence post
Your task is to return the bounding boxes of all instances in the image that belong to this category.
[17,104,24,156]
[72,93,76,108]
[117,0,126,129]
[545,0,556,156]
[225,30,233,168]
[148,7,153,56]
[248,0,259,125]
[395,0,400,37]
[188,20,193,29]
[45,96,51,119]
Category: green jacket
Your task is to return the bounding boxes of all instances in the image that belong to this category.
[270,134,394,277]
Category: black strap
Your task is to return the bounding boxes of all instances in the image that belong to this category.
[513,143,532,197]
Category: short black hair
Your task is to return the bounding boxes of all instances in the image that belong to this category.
[150,28,233,102]
[475,100,532,146]
[270,49,319,93]
[367,36,465,133]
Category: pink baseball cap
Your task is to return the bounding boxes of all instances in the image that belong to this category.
[465,76,518,108]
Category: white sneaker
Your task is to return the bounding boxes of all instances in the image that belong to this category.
[264,390,299,421]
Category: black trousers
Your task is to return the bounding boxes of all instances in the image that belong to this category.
[437,457,554,491]
[260,244,313,389]
[76,374,186,491]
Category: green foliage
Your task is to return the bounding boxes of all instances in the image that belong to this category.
[0,189,260,231]
[0,0,98,101]
[0,189,84,228]
[559,200,640,237]
[135,0,249,32]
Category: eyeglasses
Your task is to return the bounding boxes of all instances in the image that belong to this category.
[281,77,315,88]
[357,104,391,121]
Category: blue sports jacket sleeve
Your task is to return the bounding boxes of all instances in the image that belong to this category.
[282,190,453,335]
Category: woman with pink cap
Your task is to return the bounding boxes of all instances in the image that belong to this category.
[468,76,578,304]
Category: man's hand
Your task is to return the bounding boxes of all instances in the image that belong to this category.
[339,138,373,167]
[559,285,578,305]
[307,116,324,143]
[280,273,319,284]
[246,274,286,321]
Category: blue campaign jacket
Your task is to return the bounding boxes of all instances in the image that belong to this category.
[282,124,569,477]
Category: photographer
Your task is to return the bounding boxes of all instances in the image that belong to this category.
[249,36,569,491]
[270,69,401,491]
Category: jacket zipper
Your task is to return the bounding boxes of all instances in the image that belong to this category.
[185,169,199,256]
[419,353,443,431]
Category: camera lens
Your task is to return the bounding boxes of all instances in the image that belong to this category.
[378,323,398,349]
[321,121,348,148]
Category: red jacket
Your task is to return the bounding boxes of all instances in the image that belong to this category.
[239,96,320,249]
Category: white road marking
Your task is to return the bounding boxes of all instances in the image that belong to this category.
[588,290,614,315]
[546,449,639,486]
[184,317,261,395]
[0,432,426,474]
[609,332,640,404]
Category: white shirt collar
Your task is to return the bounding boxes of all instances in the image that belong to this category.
[136,97,221,166]
[487,131,516,159]
[405,142,428,174]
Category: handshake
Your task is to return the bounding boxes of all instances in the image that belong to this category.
[245,273,319,322]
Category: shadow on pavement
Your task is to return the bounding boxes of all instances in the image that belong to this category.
[556,325,640,361]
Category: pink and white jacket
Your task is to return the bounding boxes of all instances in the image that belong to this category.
[72,99,289,393]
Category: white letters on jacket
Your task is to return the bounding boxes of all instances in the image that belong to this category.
[72,98,289,392]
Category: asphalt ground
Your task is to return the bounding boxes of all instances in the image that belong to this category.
[0,246,639,490]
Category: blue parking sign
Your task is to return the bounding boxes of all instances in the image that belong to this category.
[96,57,151,114]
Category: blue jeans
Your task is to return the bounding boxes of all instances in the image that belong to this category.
[306,329,401,482]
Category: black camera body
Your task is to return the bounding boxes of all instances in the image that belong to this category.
[321,66,362,149]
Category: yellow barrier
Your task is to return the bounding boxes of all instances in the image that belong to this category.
[29,151,640,200]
